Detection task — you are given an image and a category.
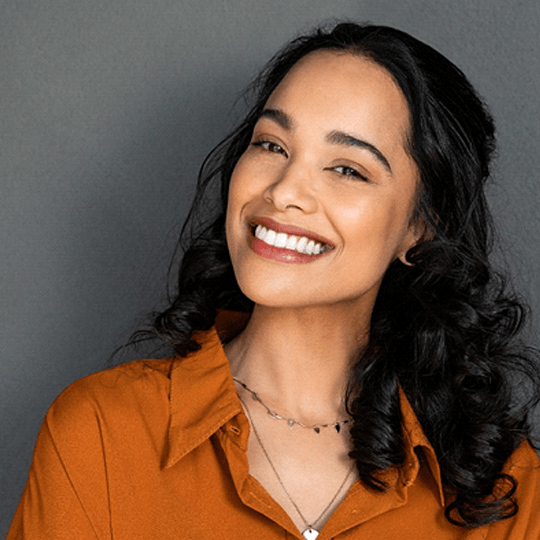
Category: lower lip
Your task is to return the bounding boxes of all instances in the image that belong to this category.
[250,237,329,264]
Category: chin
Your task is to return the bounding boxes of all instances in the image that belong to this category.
[235,276,336,310]
[236,278,299,308]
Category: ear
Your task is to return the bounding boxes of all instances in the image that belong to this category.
[397,217,431,266]
[398,250,414,266]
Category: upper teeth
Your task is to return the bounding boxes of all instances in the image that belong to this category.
[254,225,327,255]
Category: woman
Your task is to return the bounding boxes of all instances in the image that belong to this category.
[8,22,540,539]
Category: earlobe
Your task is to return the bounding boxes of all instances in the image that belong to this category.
[398,217,431,266]
[396,231,418,266]
[398,250,414,266]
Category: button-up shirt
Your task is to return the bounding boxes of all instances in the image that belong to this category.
[8,314,540,539]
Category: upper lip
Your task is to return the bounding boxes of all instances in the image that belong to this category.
[250,216,336,248]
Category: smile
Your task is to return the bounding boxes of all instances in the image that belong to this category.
[254,225,329,255]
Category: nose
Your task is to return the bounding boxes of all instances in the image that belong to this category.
[263,159,318,214]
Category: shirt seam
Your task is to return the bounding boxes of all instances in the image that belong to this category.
[44,413,102,540]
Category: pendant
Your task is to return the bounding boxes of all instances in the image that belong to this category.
[302,528,319,540]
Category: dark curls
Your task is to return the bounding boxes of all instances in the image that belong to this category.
[131,23,540,528]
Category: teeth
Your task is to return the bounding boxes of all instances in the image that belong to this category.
[266,229,276,245]
[286,235,298,250]
[275,232,287,248]
[254,225,326,255]
[296,237,308,253]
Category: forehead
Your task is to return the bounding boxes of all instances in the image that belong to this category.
[264,50,411,148]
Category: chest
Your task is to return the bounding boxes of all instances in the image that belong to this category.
[244,412,356,536]
[100,428,471,539]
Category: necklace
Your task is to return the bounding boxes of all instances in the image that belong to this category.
[238,393,354,540]
[233,377,350,434]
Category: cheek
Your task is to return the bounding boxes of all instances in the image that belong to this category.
[225,177,242,254]
[226,162,249,222]
[227,157,257,215]
[226,165,257,260]
[337,195,413,257]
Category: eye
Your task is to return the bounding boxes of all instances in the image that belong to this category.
[331,165,369,182]
[251,140,287,156]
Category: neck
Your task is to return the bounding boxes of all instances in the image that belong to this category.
[225,303,371,424]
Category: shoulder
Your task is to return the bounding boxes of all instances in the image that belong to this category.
[505,439,540,481]
[45,359,176,441]
[505,439,540,474]
[505,439,540,514]
[481,441,540,538]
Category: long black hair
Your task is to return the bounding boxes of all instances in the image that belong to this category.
[131,23,540,528]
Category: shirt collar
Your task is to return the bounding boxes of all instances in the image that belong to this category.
[164,326,242,468]
[399,388,446,506]
[164,311,445,506]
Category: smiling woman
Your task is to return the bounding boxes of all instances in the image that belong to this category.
[7,23,540,540]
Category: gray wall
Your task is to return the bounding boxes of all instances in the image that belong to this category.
[1,0,539,533]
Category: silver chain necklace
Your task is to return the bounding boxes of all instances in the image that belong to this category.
[233,377,350,434]
[237,393,354,540]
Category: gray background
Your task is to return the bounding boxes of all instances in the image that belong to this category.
[1,0,539,533]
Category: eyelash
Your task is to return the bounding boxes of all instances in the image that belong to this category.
[250,140,369,182]
[330,165,369,182]
[251,140,287,156]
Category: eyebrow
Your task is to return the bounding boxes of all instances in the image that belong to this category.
[258,108,393,175]
[259,108,292,130]
[325,131,393,175]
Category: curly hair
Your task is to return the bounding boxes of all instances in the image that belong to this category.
[130,23,540,528]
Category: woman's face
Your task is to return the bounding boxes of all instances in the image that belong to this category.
[226,51,421,312]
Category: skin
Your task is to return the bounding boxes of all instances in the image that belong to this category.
[224,50,421,533]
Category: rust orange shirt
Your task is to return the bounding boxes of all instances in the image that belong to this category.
[8,318,540,539]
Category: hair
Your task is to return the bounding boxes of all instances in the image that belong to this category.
[130,23,540,528]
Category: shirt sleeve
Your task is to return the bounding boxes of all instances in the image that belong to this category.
[6,382,112,540]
